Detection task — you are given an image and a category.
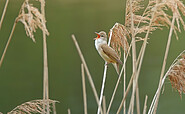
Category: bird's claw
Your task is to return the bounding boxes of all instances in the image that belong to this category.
[104,62,110,67]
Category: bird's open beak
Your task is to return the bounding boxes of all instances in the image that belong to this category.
[94,32,100,40]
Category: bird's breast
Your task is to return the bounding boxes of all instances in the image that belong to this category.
[95,39,115,63]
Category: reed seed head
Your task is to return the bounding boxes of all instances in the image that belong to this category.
[109,23,130,57]
[8,99,58,114]
[168,52,185,97]
[16,0,49,42]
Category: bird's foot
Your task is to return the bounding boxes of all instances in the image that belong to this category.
[104,62,110,67]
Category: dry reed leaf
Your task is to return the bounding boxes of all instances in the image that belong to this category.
[109,23,130,57]
[8,99,58,114]
[16,0,49,42]
[168,52,185,98]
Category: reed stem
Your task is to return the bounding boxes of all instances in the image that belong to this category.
[0,0,9,30]
[0,21,17,68]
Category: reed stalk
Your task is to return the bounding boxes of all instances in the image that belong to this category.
[71,34,103,114]
[106,39,132,114]
[103,96,106,114]
[0,20,17,68]
[151,11,176,114]
[143,95,148,114]
[81,64,88,114]
[0,0,9,30]
[97,23,115,114]
[40,0,50,113]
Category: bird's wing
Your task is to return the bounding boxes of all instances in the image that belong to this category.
[101,44,122,64]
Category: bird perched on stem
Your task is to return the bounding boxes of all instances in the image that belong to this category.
[94,31,122,74]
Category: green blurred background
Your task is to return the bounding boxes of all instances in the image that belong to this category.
[0,0,185,113]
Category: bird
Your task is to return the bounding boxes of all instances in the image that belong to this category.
[94,31,122,74]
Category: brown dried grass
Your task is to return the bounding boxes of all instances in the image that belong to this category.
[109,23,130,57]
[7,99,58,114]
[107,0,185,113]
[0,0,52,113]
[168,53,185,97]
[16,0,49,42]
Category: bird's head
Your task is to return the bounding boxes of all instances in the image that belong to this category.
[94,31,107,41]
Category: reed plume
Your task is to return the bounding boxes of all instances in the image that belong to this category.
[109,23,130,56]
[16,0,49,42]
[7,99,58,114]
[168,52,185,97]
[0,0,53,113]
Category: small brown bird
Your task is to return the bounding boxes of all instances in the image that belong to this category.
[94,31,122,74]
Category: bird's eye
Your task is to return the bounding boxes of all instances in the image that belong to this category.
[101,35,104,37]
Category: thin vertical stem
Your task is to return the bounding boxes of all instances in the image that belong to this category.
[129,0,139,113]
[126,1,160,114]
[0,0,9,30]
[123,53,126,114]
[107,40,132,114]
[136,86,140,114]
[40,0,49,113]
[43,32,49,114]
[68,109,71,114]
[148,50,185,114]
[0,21,17,68]
[143,95,148,114]
[103,96,106,114]
[152,11,176,114]
[97,65,108,114]
[71,35,103,114]
[81,64,88,114]
[117,49,145,114]
[97,23,116,114]
[148,71,169,114]
[52,102,57,114]
[116,74,134,114]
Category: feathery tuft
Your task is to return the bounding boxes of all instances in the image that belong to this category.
[8,99,58,114]
[16,0,49,42]
[109,23,130,57]
[168,51,185,97]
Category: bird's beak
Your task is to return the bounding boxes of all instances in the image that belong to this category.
[94,32,100,40]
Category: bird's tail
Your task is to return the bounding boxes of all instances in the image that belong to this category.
[112,62,120,75]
